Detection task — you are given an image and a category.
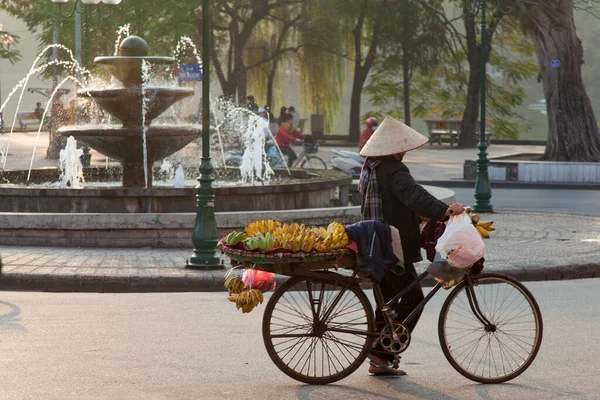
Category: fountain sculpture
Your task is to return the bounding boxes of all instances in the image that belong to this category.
[57,35,201,187]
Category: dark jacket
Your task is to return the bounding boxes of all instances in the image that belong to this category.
[345,220,402,283]
[376,156,448,263]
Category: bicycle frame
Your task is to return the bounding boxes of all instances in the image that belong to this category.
[326,269,491,340]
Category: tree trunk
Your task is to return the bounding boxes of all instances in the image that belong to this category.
[458,14,480,148]
[349,69,368,141]
[459,63,481,148]
[520,0,600,161]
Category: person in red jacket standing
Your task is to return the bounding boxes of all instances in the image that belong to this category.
[276,113,304,166]
[358,117,378,152]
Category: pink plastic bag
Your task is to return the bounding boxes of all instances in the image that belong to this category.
[242,269,276,292]
[435,213,486,268]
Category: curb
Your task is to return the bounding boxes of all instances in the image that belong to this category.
[0,264,597,293]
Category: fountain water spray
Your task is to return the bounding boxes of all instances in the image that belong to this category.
[27,75,84,182]
[58,136,85,188]
[141,59,151,188]
[114,25,131,56]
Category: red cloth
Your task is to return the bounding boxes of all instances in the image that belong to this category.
[275,125,304,148]
[358,126,374,152]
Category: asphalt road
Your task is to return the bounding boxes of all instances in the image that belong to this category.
[0,279,597,399]
[452,188,600,216]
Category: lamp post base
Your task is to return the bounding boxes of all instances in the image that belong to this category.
[473,139,493,213]
[186,159,224,270]
[186,255,223,270]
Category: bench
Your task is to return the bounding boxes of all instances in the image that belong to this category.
[425,119,461,146]
[17,112,43,132]
[425,119,494,146]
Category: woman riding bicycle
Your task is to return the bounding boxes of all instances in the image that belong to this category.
[275,113,304,167]
[358,116,465,376]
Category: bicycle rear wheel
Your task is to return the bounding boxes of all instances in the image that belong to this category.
[263,276,374,384]
[438,273,543,384]
[301,156,327,169]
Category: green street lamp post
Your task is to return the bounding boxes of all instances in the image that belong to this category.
[187,0,223,269]
[465,0,512,212]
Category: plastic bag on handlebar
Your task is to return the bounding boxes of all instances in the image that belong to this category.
[435,213,485,269]
[242,269,276,293]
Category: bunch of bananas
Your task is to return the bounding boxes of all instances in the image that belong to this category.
[225,231,247,246]
[228,288,264,313]
[242,220,349,252]
[245,220,281,236]
[244,232,276,251]
[471,215,495,239]
[224,276,245,294]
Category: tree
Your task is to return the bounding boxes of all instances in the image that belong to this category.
[0,25,20,64]
[364,0,446,126]
[517,0,600,161]
[419,1,537,147]
[205,0,304,103]
[345,0,387,142]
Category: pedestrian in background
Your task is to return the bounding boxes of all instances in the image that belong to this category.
[359,117,378,152]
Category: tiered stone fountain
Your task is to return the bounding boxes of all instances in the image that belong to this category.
[0,35,355,247]
[58,35,201,187]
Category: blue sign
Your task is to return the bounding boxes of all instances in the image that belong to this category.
[550,59,561,68]
[178,64,202,81]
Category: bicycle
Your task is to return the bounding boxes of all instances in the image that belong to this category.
[290,136,327,169]
[236,253,544,385]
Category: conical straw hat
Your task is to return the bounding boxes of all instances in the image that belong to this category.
[359,116,429,157]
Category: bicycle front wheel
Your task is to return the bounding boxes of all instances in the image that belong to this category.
[263,276,375,384]
[301,156,327,169]
[438,273,543,384]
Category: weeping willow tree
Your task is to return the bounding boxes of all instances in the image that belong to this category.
[245,4,303,109]
[295,0,349,134]
[244,0,348,134]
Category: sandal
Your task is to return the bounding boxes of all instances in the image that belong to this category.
[368,361,406,377]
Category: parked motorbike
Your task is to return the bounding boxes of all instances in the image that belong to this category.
[331,149,365,179]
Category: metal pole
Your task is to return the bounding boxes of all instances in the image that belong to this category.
[187,0,222,269]
[473,0,493,212]
[74,3,82,72]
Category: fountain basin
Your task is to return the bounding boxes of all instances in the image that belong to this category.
[57,125,201,163]
[79,87,194,127]
[0,184,453,248]
[0,169,352,213]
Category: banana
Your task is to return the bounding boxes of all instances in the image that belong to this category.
[478,221,494,231]
[224,277,235,289]
[476,225,490,239]
[228,293,238,303]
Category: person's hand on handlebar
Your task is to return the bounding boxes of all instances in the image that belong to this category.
[445,203,465,217]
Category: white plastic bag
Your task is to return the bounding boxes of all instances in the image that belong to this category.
[435,213,486,268]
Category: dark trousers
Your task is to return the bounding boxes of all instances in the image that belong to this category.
[372,261,425,361]
[280,146,297,167]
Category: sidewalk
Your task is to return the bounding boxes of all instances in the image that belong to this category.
[0,211,598,292]
[0,132,598,292]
